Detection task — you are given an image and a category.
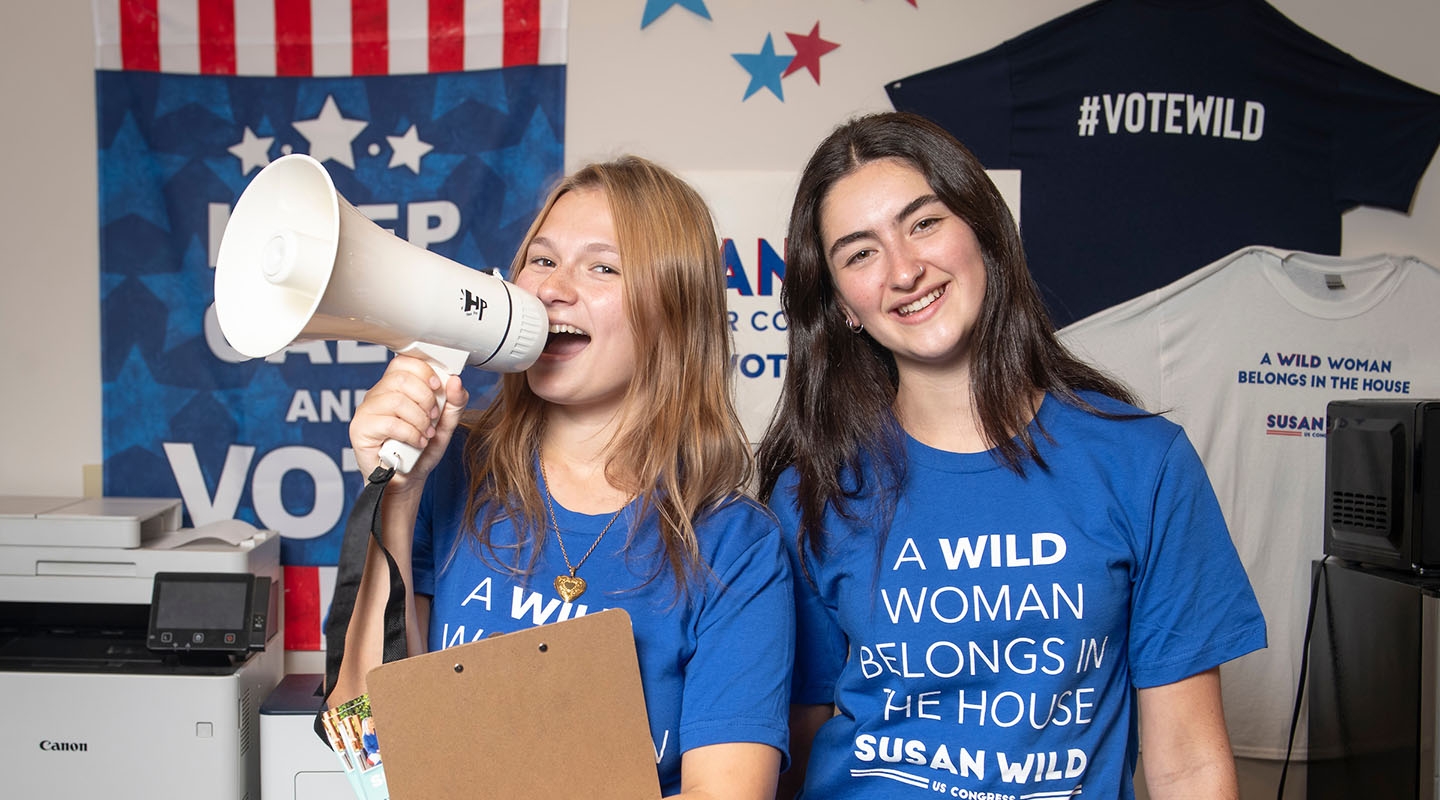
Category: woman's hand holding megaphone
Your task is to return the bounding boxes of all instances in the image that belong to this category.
[350,354,469,490]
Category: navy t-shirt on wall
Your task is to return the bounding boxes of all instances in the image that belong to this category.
[887,0,1440,327]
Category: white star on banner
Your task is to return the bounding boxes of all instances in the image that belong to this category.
[386,125,434,174]
[293,96,368,169]
[227,126,274,175]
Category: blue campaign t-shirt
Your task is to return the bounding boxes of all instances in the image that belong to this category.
[412,434,794,795]
[886,0,1440,327]
[772,393,1266,799]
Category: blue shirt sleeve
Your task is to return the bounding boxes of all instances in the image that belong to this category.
[678,504,795,767]
[410,431,470,598]
[1128,428,1268,688]
[768,476,849,707]
[1329,49,1440,212]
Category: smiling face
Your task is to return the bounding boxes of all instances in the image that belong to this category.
[513,187,636,418]
[820,157,987,385]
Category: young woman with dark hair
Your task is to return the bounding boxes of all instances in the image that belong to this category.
[759,112,1264,799]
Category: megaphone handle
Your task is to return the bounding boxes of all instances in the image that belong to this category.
[378,343,472,474]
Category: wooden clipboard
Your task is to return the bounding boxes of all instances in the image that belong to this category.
[366,608,662,800]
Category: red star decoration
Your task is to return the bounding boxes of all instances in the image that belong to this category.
[783,22,841,83]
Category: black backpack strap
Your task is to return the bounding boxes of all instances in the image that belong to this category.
[313,465,409,746]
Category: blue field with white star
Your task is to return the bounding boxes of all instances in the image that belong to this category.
[96,65,563,565]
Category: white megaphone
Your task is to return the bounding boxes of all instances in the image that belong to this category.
[214,153,548,474]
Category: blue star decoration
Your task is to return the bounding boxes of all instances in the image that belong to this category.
[99,112,191,231]
[103,348,196,457]
[732,33,792,101]
[641,0,711,29]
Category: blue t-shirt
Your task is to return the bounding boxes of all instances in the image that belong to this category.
[772,393,1266,799]
[412,435,794,795]
[887,0,1440,326]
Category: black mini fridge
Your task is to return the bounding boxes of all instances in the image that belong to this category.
[1308,559,1440,799]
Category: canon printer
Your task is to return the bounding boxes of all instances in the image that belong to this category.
[0,496,284,799]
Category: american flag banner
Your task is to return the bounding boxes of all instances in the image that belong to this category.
[94,0,567,650]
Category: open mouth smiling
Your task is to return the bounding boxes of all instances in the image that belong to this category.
[896,284,946,317]
[544,323,590,355]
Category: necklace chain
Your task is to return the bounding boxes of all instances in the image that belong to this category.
[540,458,630,580]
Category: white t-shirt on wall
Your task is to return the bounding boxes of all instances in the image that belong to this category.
[1059,246,1440,759]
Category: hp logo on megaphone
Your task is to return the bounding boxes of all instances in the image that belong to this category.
[461,289,488,319]
[214,153,548,472]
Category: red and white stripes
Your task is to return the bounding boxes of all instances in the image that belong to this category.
[93,0,568,76]
[283,564,336,652]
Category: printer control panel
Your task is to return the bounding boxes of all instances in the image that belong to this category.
[147,572,272,654]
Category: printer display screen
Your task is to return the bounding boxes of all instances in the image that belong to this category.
[154,579,248,629]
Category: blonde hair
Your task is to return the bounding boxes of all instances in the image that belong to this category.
[458,156,752,593]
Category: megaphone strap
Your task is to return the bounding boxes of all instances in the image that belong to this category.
[314,465,407,748]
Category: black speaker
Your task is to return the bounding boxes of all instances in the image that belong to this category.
[1324,399,1440,573]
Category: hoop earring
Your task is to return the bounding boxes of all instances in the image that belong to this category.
[845,317,864,334]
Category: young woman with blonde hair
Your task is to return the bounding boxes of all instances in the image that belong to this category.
[337,156,793,799]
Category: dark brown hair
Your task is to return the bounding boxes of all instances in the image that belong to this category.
[756,112,1136,557]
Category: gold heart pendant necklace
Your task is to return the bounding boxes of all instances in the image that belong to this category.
[541,458,631,603]
[553,574,587,603]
